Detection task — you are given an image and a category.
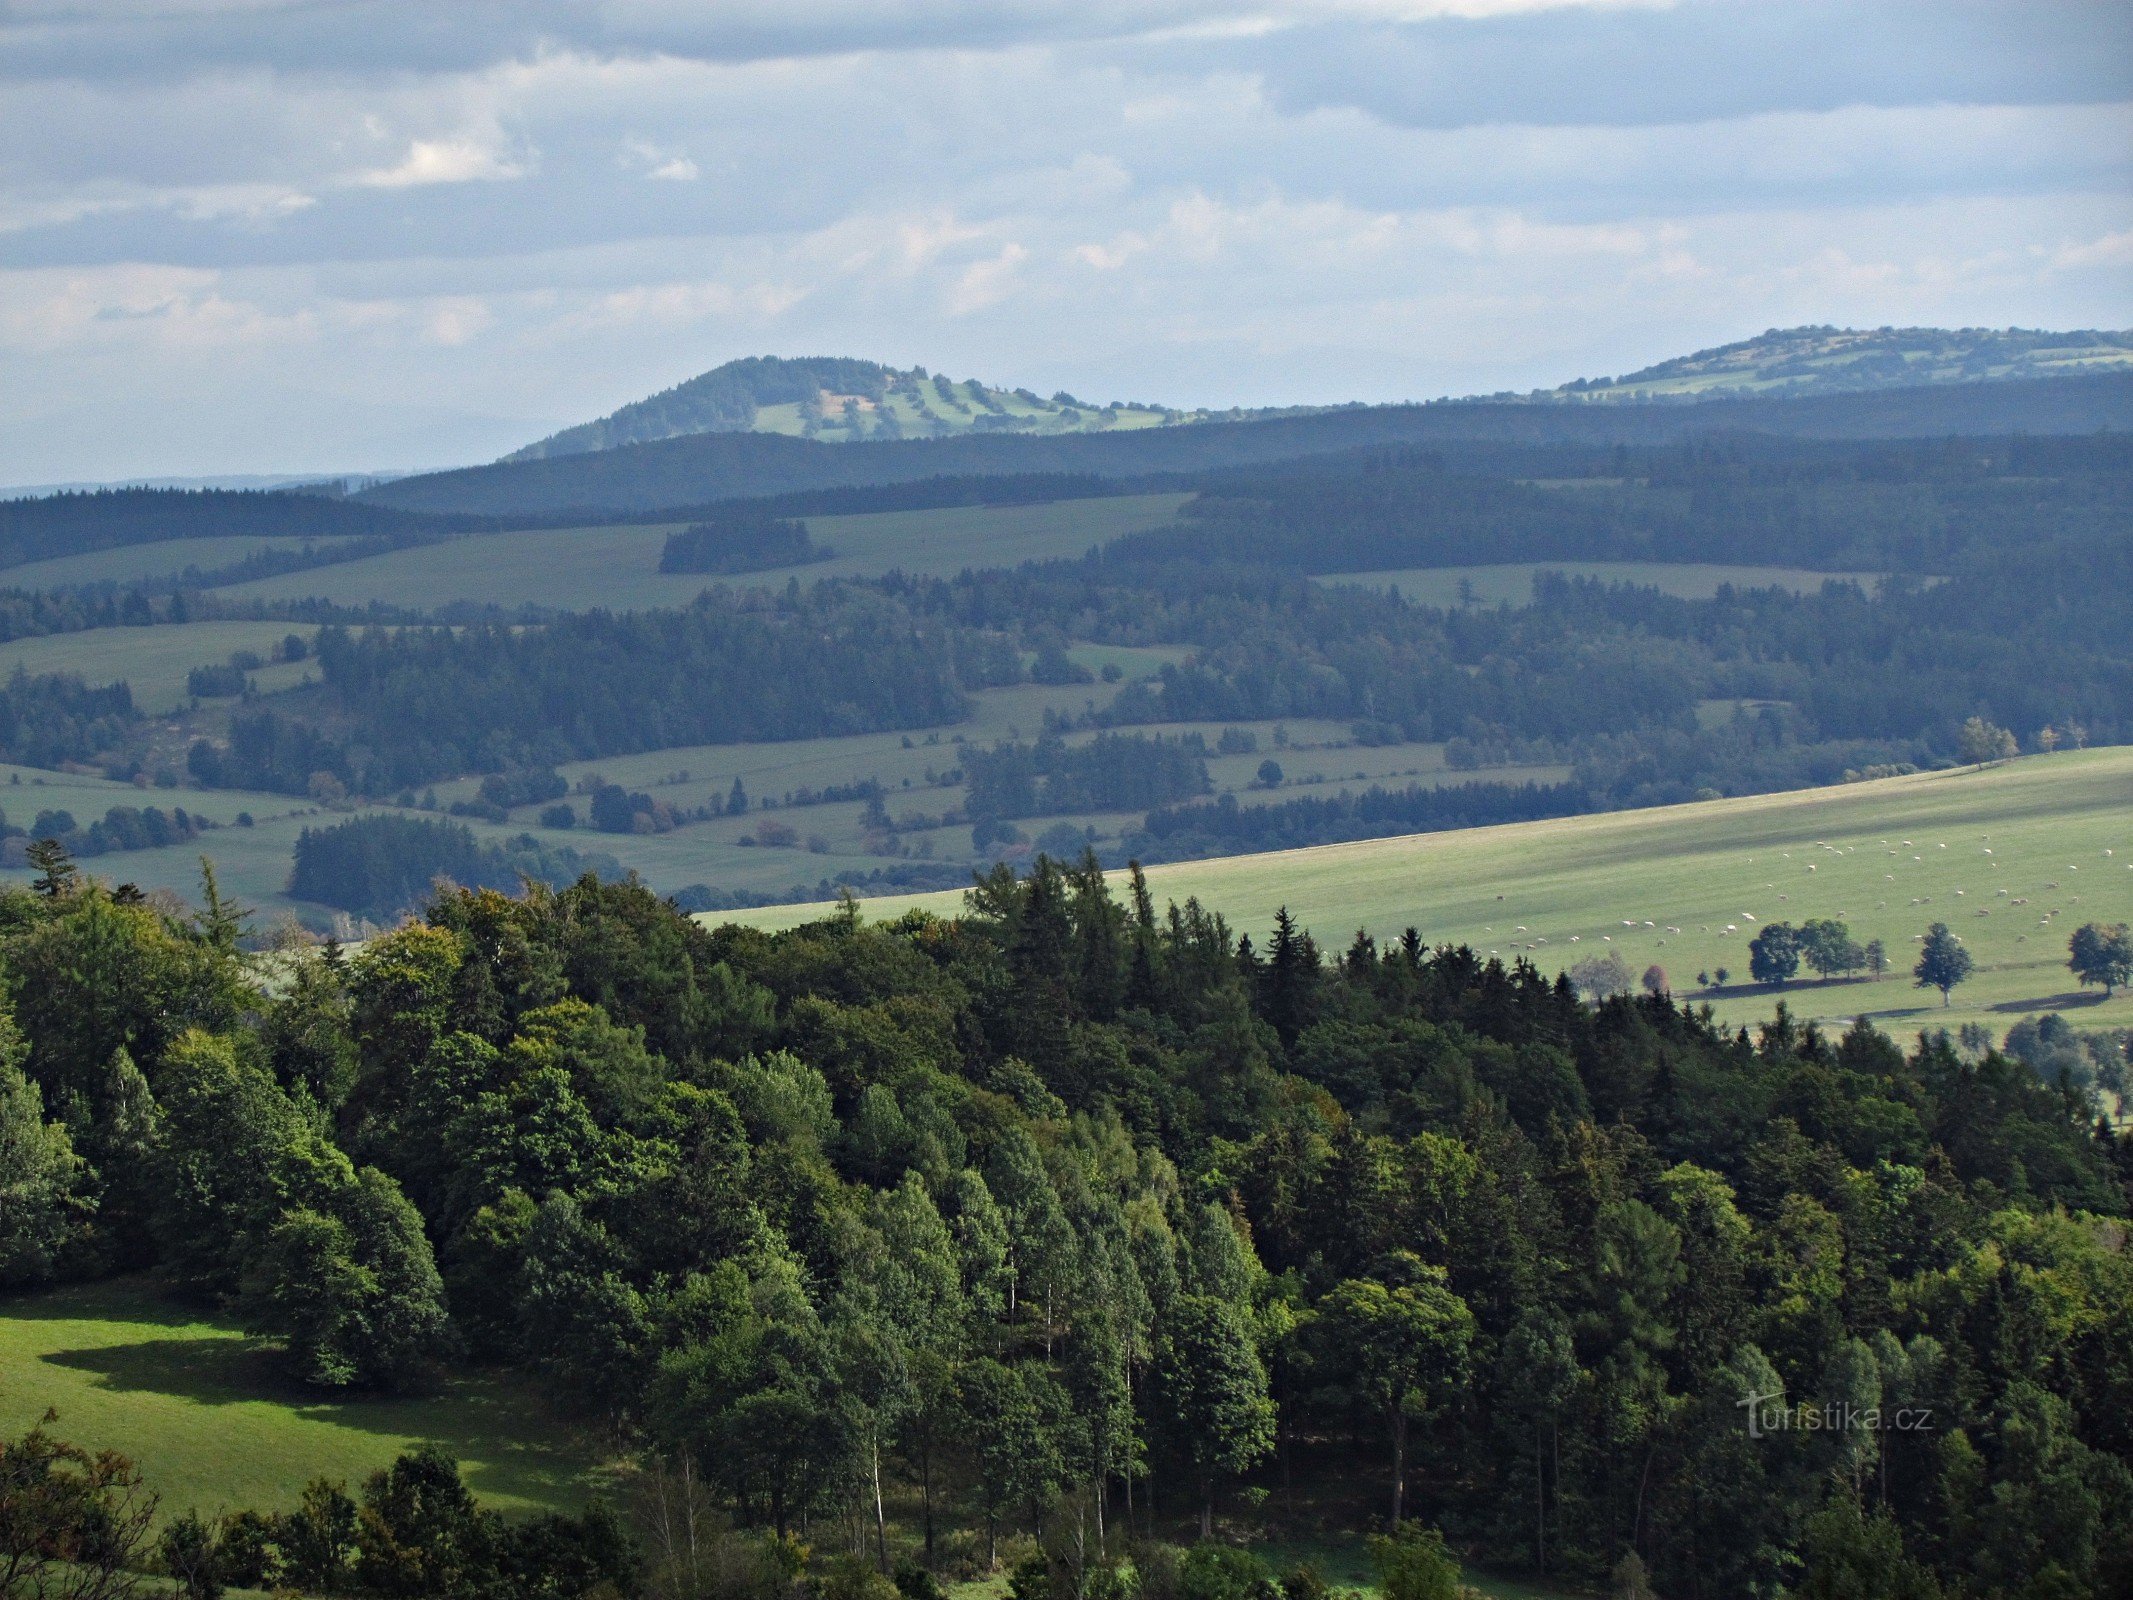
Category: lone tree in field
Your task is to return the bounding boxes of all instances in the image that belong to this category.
[1569,951,1633,1001]
[2068,922,2133,998]
[1957,716,2018,768]
[1914,923,1974,1006]
[1749,922,1800,987]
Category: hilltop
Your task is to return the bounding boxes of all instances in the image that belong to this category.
[502,354,1272,461]
[1537,324,2133,403]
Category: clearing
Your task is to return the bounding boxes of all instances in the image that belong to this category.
[0,1277,613,1523]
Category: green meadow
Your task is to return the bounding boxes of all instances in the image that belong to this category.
[0,621,324,714]
[213,494,1188,612]
[723,747,2133,1049]
[0,536,357,591]
[0,1278,613,1523]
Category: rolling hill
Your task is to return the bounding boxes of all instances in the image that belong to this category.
[721,746,2133,1049]
[362,371,2133,518]
[1538,324,2133,403]
[502,353,1252,461]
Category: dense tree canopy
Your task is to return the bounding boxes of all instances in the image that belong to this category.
[3,848,2128,1597]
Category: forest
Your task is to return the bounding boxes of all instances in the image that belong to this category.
[3,854,2128,1598]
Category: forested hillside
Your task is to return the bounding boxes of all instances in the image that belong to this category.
[3,859,2128,1597]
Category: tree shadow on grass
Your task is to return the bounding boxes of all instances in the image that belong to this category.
[42,1334,317,1409]
[1988,989,2113,1014]
[40,1338,611,1510]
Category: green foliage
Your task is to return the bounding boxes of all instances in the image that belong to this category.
[1175,1542,1272,1600]
[237,1167,450,1389]
[1912,922,1974,1005]
[1956,715,2018,766]
[3,854,2130,1596]
[0,1008,86,1286]
[0,1417,160,1598]
[288,813,618,920]
[1748,921,1800,986]
[2068,921,2133,997]
[1156,1295,1276,1527]
[1310,1258,1475,1526]
[660,514,834,575]
[1364,1523,1462,1600]
[964,733,1212,821]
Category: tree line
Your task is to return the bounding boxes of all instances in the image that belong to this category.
[287,813,620,921]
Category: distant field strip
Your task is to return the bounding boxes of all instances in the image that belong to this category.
[724,748,2133,1046]
[0,535,359,590]
[0,622,322,713]
[1319,561,1887,607]
[214,494,1189,611]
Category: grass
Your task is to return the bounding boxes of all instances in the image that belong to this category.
[0,537,357,591]
[213,495,1187,612]
[0,622,322,714]
[1252,1535,1588,1600]
[0,1278,614,1523]
[1320,562,1882,608]
[719,748,2133,1049]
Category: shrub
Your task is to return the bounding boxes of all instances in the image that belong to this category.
[187,662,248,698]
[1366,1524,1462,1600]
[1177,1543,1272,1600]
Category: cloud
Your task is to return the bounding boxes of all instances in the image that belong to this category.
[0,0,2126,478]
[356,137,530,188]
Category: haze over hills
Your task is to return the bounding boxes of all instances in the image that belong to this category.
[1533,324,2133,403]
[366,365,2133,519]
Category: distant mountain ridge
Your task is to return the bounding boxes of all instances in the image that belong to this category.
[1532,325,2133,403]
[363,371,2133,519]
[507,328,2133,470]
[503,354,1277,462]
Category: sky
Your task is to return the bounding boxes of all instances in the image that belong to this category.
[2,0,2130,484]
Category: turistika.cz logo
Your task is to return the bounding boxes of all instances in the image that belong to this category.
[1738,1391,1934,1439]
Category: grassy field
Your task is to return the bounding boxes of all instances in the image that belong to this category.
[0,1278,613,1522]
[1320,561,1881,608]
[1250,1536,1585,1600]
[723,748,2133,1049]
[0,536,356,591]
[0,622,322,714]
[214,494,1187,612]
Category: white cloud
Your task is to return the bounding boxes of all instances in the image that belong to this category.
[0,0,2124,478]
[356,137,530,188]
